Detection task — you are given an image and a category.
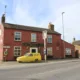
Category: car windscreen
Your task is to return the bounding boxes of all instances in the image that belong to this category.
[24,53,31,56]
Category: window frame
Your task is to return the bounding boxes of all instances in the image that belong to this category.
[31,33,37,42]
[47,35,52,43]
[65,48,71,55]
[14,32,21,41]
[14,46,21,56]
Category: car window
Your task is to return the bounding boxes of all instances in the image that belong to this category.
[29,54,33,56]
[24,53,30,56]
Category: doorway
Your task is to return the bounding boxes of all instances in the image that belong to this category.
[30,47,38,53]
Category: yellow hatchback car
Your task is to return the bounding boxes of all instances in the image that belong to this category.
[16,53,41,63]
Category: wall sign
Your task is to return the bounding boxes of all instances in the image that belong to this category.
[3,46,10,48]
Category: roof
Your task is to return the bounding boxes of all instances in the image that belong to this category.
[72,40,80,45]
[61,39,74,46]
[3,23,61,35]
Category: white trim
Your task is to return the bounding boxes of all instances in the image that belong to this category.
[30,47,38,53]
[14,32,22,41]
[3,46,10,48]
[14,46,21,56]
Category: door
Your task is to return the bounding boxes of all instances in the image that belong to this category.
[30,47,38,53]
[27,54,34,62]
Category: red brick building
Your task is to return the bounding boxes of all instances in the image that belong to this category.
[0,14,75,61]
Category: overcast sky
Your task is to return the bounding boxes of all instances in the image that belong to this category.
[0,0,80,43]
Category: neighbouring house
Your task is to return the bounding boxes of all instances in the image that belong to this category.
[0,14,75,61]
[72,38,80,58]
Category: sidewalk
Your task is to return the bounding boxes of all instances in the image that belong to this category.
[0,58,79,69]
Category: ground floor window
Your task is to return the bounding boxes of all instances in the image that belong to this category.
[65,48,71,55]
[14,46,21,56]
[47,47,52,56]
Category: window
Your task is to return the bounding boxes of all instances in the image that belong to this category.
[47,35,52,43]
[29,54,33,56]
[14,46,21,56]
[31,33,36,42]
[14,32,21,41]
[47,47,52,55]
[65,48,71,55]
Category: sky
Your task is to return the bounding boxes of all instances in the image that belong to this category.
[0,0,80,43]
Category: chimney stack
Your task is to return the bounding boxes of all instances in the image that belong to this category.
[48,22,54,31]
[1,14,5,23]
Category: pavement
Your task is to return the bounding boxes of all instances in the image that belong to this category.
[0,58,79,69]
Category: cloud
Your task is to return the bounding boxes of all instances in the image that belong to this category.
[3,0,80,43]
[54,2,80,42]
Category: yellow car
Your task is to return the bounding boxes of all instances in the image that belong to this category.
[16,53,41,63]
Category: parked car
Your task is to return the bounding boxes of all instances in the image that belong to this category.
[16,53,41,62]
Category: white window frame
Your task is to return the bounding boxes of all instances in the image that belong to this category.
[47,47,53,56]
[30,47,38,53]
[14,46,21,56]
[65,48,71,55]
[31,33,37,42]
[47,35,52,43]
[14,32,21,41]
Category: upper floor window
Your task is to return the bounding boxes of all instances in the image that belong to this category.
[31,33,36,42]
[47,35,52,43]
[14,32,21,41]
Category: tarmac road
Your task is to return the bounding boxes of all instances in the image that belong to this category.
[0,59,80,80]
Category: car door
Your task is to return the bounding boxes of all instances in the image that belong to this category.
[27,54,34,62]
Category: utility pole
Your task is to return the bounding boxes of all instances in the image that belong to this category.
[62,12,65,58]
[42,30,47,61]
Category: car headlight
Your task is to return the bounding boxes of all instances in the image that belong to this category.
[16,57,20,61]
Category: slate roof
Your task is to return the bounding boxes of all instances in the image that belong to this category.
[3,23,61,35]
[73,40,80,45]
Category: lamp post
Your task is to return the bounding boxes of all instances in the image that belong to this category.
[62,12,65,58]
[42,30,47,61]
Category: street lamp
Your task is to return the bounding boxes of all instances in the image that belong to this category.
[62,12,65,58]
[42,30,47,61]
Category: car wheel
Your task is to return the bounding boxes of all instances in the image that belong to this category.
[35,59,38,62]
[18,61,22,63]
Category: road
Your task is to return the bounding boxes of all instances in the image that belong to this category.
[0,59,80,80]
